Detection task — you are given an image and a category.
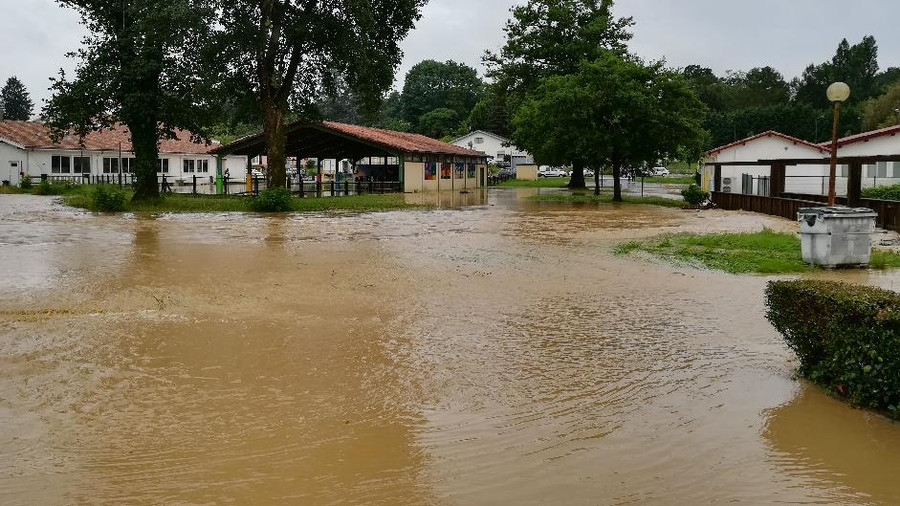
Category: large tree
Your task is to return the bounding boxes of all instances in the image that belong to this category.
[513,54,706,201]
[862,82,900,130]
[43,0,214,201]
[214,0,425,188]
[486,0,633,188]
[1,77,34,121]
[793,36,880,110]
[400,59,483,134]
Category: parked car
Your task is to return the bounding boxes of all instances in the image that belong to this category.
[539,166,568,177]
[650,167,670,176]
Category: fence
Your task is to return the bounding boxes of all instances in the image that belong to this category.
[487,173,514,186]
[26,173,402,198]
[712,191,900,232]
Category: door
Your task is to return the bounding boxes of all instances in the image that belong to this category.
[8,161,21,186]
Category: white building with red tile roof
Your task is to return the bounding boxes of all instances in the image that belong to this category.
[703,127,900,197]
[703,131,831,195]
[0,121,244,187]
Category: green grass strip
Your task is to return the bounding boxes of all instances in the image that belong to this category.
[615,229,900,274]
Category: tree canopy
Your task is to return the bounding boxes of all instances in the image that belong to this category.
[43,0,216,201]
[486,0,633,188]
[681,35,900,150]
[1,77,34,121]
[400,60,483,135]
[862,82,900,130]
[513,54,706,200]
[211,0,425,187]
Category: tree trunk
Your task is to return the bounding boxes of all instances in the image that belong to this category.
[568,159,586,188]
[612,161,623,202]
[130,118,161,202]
[263,102,287,188]
[594,166,601,196]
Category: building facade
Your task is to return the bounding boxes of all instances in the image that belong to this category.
[450,130,533,170]
[0,121,245,187]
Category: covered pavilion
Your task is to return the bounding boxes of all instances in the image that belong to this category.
[210,120,489,193]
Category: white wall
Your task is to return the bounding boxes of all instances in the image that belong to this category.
[838,134,900,157]
[708,136,826,164]
[16,148,241,186]
[706,136,831,195]
[0,142,26,185]
[452,132,532,165]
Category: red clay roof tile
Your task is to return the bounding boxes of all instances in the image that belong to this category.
[0,121,215,154]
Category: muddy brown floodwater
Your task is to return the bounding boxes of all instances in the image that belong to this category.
[2,189,900,505]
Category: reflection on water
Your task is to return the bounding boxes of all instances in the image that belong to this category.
[2,192,900,504]
[764,384,900,505]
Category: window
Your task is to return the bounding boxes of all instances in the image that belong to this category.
[103,158,119,173]
[474,137,484,145]
[73,157,90,174]
[893,162,900,178]
[51,155,71,174]
[197,159,209,173]
[877,161,889,178]
[839,165,848,177]
[183,159,195,173]
[120,158,135,173]
[157,159,169,173]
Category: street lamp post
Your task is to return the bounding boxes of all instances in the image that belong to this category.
[826,82,851,207]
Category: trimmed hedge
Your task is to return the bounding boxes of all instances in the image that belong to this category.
[862,184,900,201]
[765,280,900,418]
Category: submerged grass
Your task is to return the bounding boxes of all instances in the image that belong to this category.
[62,185,420,213]
[498,178,571,188]
[530,191,685,208]
[616,229,900,274]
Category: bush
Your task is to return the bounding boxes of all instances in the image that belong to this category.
[862,184,900,201]
[681,184,708,206]
[252,187,293,212]
[765,280,900,418]
[91,185,127,212]
[19,177,32,190]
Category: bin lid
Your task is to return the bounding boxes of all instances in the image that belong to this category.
[797,206,876,216]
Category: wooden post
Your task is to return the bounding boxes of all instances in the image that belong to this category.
[317,158,322,197]
[828,101,842,207]
[770,163,786,198]
[848,161,863,207]
[713,164,722,192]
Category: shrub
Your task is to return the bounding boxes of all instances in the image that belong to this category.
[862,184,900,201]
[765,280,900,418]
[252,187,293,212]
[91,185,127,212]
[19,177,33,190]
[681,184,708,206]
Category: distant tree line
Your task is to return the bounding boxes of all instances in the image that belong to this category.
[685,36,900,149]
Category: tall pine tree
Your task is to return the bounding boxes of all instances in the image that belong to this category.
[1,77,34,121]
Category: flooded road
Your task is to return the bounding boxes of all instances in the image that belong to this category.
[2,190,900,505]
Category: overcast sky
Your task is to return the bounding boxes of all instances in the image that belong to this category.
[2,0,900,111]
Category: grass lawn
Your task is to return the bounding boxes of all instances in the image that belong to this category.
[61,185,421,213]
[615,229,900,274]
[498,178,571,188]
[530,191,686,208]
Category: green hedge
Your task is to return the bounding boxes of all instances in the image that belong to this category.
[765,280,900,418]
[862,184,900,201]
